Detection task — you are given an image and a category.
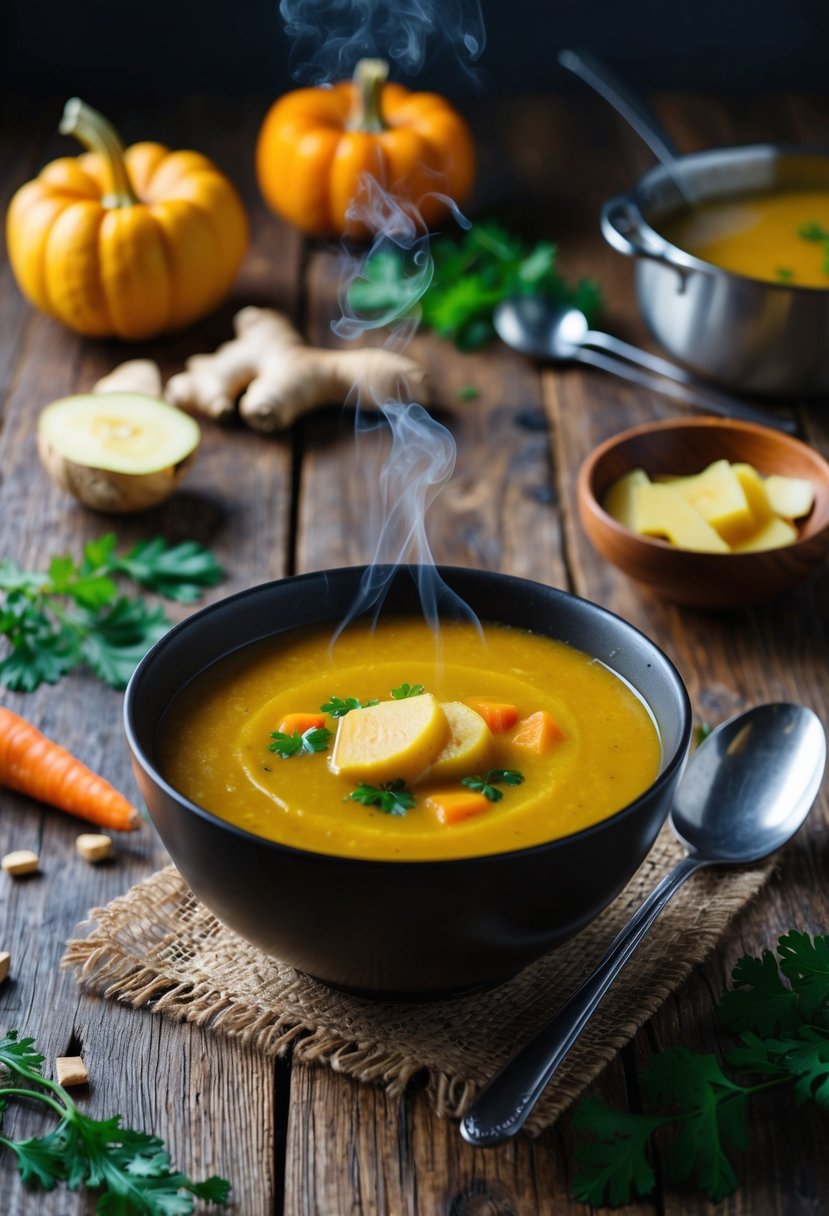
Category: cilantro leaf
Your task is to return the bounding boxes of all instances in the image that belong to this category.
[348,218,602,351]
[777,929,829,1020]
[390,682,424,699]
[347,780,415,815]
[570,932,829,1207]
[320,695,379,717]
[268,727,332,758]
[783,1027,829,1105]
[111,539,224,603]
[461,769,525,802]
[78,598,169,689]
[0,1028,231,1212]
[571,1096,664,1207]
[643,1048,748,1201]
[0,536,223,691]
[718,948,802,1037]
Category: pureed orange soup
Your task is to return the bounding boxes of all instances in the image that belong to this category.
[160,617,661,861]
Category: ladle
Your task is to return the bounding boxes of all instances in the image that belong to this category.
[494,296,798,434]
[558,48,695,204]
[460,702,826,1146]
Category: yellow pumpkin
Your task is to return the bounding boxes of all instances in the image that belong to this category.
[6,100,248,340]
[256,59,476,239]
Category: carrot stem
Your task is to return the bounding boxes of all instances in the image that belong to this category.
[0,707,140,831]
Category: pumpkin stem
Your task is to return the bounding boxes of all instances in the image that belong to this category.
[348,59,390,133]
[59,98,138,208]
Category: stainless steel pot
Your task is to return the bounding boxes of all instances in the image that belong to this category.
[602,146,829,397]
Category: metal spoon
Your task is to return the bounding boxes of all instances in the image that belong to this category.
[558,49,696,204]
[494,296,799,435]
[460,702,826,1147]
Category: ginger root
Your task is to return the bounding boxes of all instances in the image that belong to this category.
[165,307,429,432]
[93,359,163,398]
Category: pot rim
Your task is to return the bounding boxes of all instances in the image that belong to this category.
[608,142,829,295]
[124,565,692,870]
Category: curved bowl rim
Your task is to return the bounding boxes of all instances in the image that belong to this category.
[612,142,829,295]
[577,417,829,559]
[124,565,692,870]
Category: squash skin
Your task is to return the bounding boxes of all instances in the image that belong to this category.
[7,116,248,340]
[255,67,476,239]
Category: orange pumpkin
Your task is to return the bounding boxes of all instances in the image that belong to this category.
[6,99,248,340]
[256,59,476,238]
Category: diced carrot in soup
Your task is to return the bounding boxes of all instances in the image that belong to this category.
[511,710,566,756]
[465,700,519,733]
[425,790,491,825]
[278,712,326,735]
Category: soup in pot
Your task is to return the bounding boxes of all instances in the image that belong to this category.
[659,188,829,287]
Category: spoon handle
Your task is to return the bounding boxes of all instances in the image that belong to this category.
[460,854,703,1147]
[573,345,798,435]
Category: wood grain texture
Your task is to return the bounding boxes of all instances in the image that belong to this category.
[0,90,827,1216]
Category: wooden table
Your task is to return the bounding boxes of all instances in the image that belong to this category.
[0,89,827,1215]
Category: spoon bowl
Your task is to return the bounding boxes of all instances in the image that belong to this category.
[494,296,797,434]
[673,703,826,863]
[461,702,825,1145]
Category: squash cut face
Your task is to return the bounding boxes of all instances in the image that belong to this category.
[38,392,200,512]
[39,393,199,474]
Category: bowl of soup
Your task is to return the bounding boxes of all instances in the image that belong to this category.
[124,566,691,998]
[602,145,829,395]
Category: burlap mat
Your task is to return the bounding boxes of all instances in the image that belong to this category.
[63,828,769,1136]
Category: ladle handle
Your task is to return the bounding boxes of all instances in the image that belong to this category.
[572,346,798,434]
[460,855,703,1147]
[558,49,682,165]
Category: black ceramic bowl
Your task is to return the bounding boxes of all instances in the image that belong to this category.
[125,566,691,999]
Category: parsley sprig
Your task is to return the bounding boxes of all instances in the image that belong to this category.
[347,780,415,816]
[320,695,379,718]
[268,727,332,758]
[0,1029,230,1213]
[798,220,829,274]
[348,219,602,350]
[461,769,525,802]
[571,930,829,1207]
[0,534,222,692]
[391,683,424,699]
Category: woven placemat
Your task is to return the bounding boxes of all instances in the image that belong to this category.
[63,829,770,1136]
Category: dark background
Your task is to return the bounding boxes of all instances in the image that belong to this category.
[4,0,829,101]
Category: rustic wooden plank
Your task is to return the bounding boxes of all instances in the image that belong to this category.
[0,98,301,1213]
[547,91,829,1216]
[284,94,651,1216]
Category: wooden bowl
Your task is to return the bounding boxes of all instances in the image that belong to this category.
[577,418,829,609]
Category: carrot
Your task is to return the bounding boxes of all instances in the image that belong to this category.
[465,699,519,733]
[511,710,567,755]
[278,712,326,735]
[0,707,140,831]
[425,789,490,825]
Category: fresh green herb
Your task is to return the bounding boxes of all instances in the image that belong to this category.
[348,219,603,350]
[694,720,712,747]
[775,266,795,282]
[268,727,332,758]
[456,384,481,400]
[320,695,379,718]
[461,769,525,802]
[390,682,425,699]
[0,1028,230,1213]
[571,930,829,1207]
[347,779,416,815]
[0,535,222,692]
[797,220,829,274]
